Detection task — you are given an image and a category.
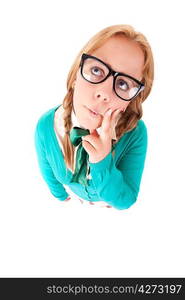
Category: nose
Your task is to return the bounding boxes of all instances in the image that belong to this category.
[94,90,110,101]
[94,76,113,102]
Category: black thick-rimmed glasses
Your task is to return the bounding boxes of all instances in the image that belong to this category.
[80,53,145,101]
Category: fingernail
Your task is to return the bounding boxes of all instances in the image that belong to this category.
[107,108,112,115]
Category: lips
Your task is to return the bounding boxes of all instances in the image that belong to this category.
[86,107,99,115]
[86,106,103,115]
[90,109,99,115]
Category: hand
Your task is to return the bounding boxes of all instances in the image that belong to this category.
[64,196,71,202]
[82,108,121,163]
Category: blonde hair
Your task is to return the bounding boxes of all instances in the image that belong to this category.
[61,24,154,172]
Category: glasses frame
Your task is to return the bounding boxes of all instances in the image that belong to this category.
[80,53,145,101]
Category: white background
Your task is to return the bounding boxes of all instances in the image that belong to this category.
[0,0,185,277]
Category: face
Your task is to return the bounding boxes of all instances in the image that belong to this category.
[72,35,144,132]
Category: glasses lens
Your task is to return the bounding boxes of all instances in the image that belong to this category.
[115,75,141,100]
[82,57,109,83]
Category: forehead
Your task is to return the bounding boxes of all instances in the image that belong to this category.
[90,35,144,80]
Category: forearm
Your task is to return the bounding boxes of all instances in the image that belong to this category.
[89,153,137,210]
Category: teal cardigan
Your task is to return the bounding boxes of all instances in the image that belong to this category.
[34,104,148,210]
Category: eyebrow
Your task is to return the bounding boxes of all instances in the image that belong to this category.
[96,56,139,80]
[98,58,118,72]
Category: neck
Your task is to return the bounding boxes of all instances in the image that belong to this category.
[72,106,98,134]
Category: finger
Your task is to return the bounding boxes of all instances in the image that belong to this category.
[82,130,100,148]
[101,108,121,138]
[101,108,113,134]
[64,196,71,202]
[110,109,122,128]
[82,140,96,155]
[91,129,99,137]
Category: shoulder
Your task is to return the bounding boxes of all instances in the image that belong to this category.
[119,119,148,151]
[35,105,60,134]
[134,119,148,137]
[129,119,148,149]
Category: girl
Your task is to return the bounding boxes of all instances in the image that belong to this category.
[34,24,154,210]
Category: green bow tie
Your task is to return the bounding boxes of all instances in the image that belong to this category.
[69,126,90,186]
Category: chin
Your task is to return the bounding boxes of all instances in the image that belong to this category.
[76,109,102,130]
[85,120,102,130]
[82,124,95,131]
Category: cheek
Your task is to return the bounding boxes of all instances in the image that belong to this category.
[113,99,130,112]
[73,79,93,104]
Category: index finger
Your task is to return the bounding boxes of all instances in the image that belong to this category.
[101,108,121,139]
[101,108,112,131]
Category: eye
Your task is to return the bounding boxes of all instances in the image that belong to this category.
[91,66,104,77]
[117,79,129,91]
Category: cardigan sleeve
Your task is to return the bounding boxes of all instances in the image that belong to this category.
[34,122,69,201]
[88,120,148,210]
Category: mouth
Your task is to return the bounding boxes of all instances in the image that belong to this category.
[86,106,101,116]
